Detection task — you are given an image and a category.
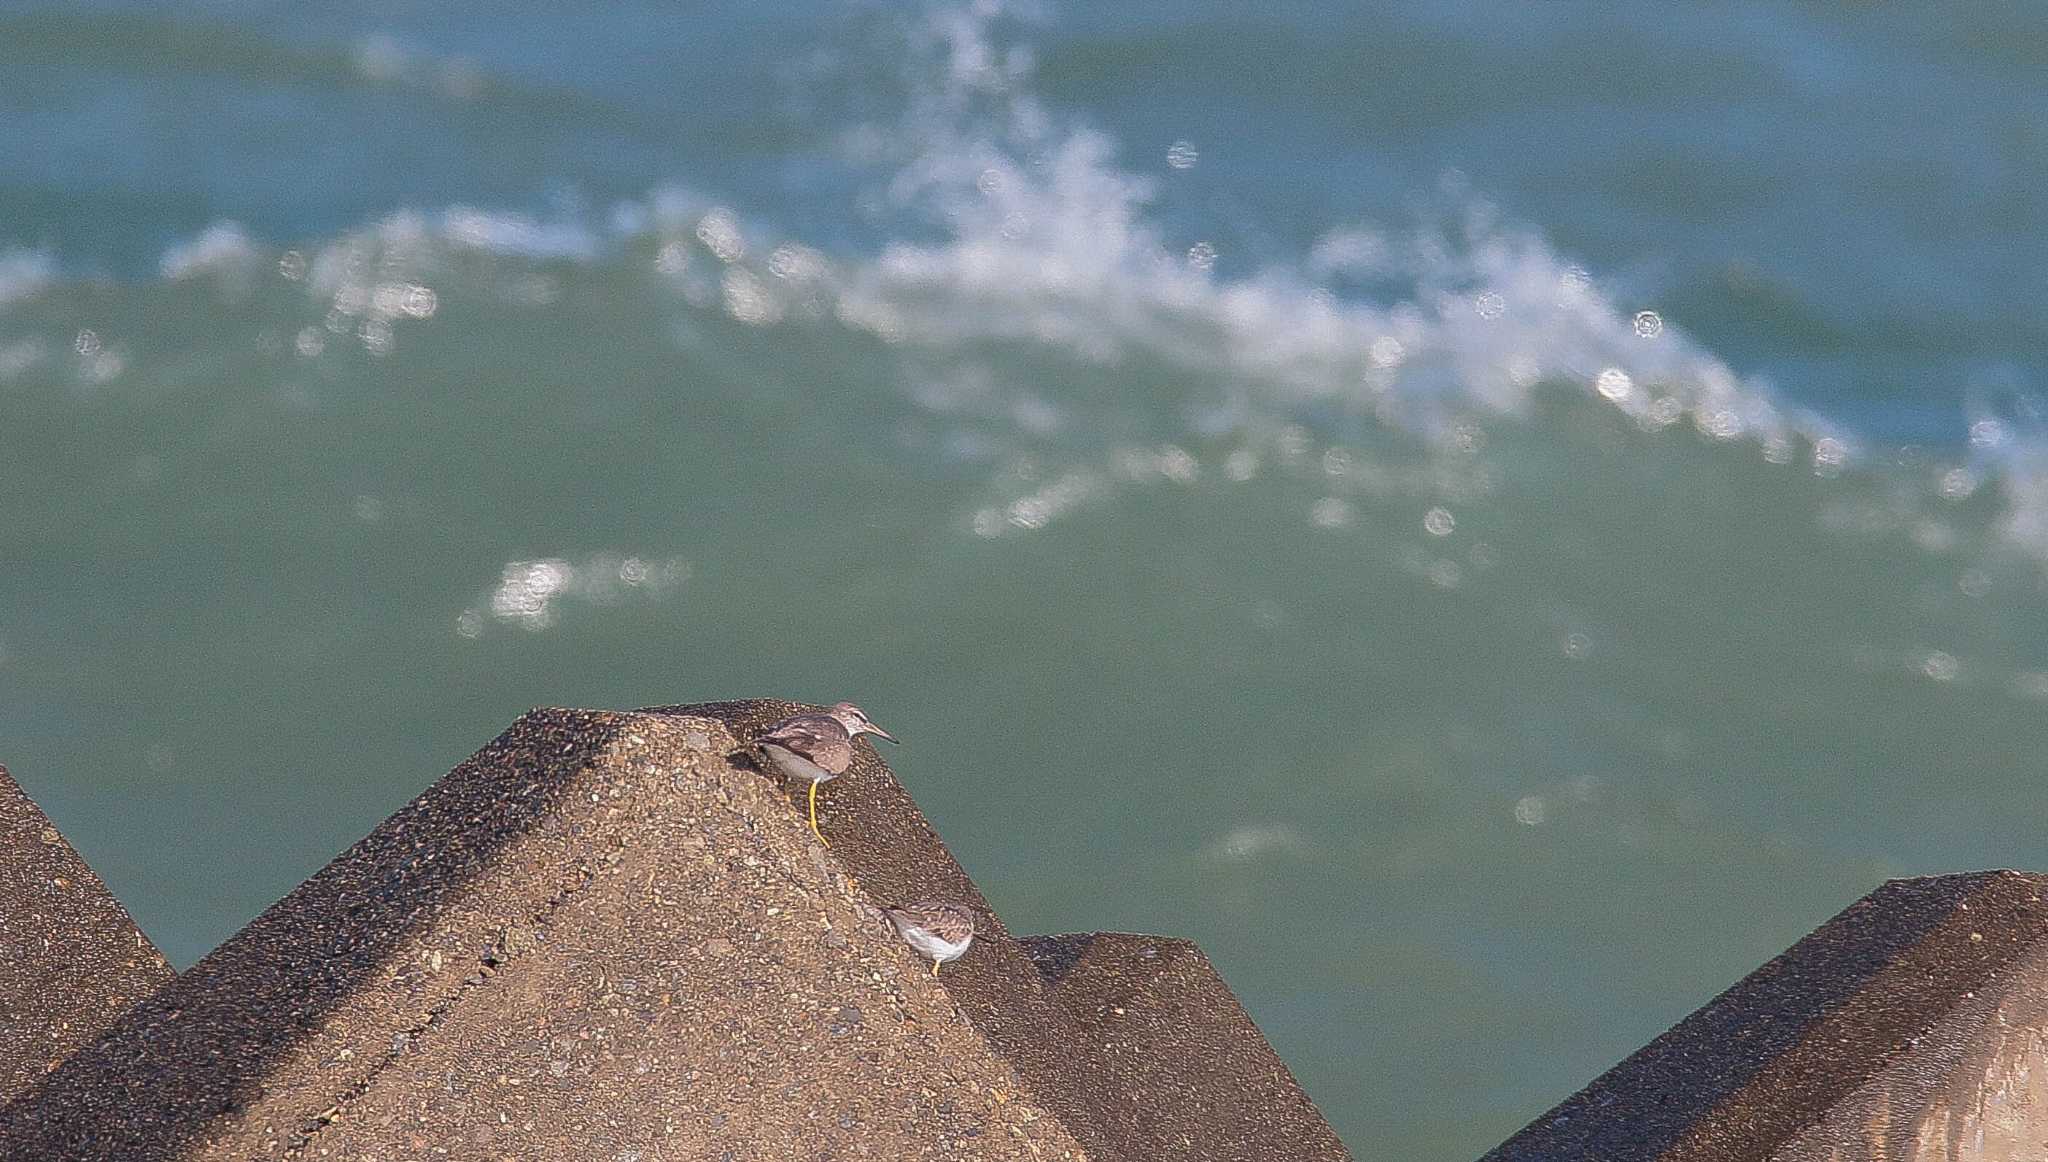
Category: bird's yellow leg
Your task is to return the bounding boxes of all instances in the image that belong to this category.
[808,780,829,848]
[931,960,941,977]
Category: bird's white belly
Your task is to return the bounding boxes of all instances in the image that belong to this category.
[762,743,834,785]
[902,929,972,964]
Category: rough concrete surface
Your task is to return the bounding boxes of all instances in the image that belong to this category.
[1484,870,2048,1162]
[1019,932,1351,1162]
[0,701,1348,1160]
[0,761,172,1102]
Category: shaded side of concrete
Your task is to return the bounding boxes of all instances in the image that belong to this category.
[1019,933,1352,1162]
[0,762,172,1102]
[0,710,623,1159]
[1484,871,2048,1162]
[0,710,1088,1161]
[653,699,1354,1162]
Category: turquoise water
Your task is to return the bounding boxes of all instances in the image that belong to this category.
[6,4,2048,1153]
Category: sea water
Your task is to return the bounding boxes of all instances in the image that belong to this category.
[5,4,2047,1154]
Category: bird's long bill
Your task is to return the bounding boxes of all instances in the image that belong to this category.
[868,725,899,744]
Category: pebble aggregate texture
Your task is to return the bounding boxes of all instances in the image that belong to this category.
[1017,932,1342,1161]
[1484,870,2048,1162]
[0,702,1350,1161]
[0,761,172,1101]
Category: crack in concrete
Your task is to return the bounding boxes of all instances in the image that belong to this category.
[277,855,602,1158]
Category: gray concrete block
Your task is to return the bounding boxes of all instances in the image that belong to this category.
[0,702,1347,1161]
[1484,870,2048,1162]
[0,761,171,1102]
[1020,932,1351,1162]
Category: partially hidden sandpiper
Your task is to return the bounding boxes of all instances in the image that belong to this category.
[880,901,976,976]
[753,702,897,847]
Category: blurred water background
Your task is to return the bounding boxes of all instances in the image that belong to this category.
[5,2,2048,1153]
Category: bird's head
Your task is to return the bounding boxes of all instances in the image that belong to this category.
[828,701,897,744]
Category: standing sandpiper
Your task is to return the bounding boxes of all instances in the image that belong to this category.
[880,901,976,976]
[753,702,897,847]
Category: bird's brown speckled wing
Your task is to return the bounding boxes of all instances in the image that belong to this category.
[887,902,975,944]
[756,713,855,774]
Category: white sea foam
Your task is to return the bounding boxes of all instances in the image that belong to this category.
[57,0,2048,567]
[160,222,259,281]
[824,3,1808,452]
[465,553,690,635]
[0,250,52,308]
[801,2,1856,537]
[232,3,1812,467]
[110,3,1796,455]
[351,32,485,101]
[1205,821,1310,863]
[1990,447,2048,562]
[440,207,601,261]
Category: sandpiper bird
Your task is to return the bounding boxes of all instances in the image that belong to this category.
[880,901,975,976]
[753,702,896,847]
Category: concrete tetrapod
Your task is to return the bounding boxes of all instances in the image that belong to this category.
[1485,871,2048,1162]
[0,702,1349,1161]
[0,761,172,1102]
